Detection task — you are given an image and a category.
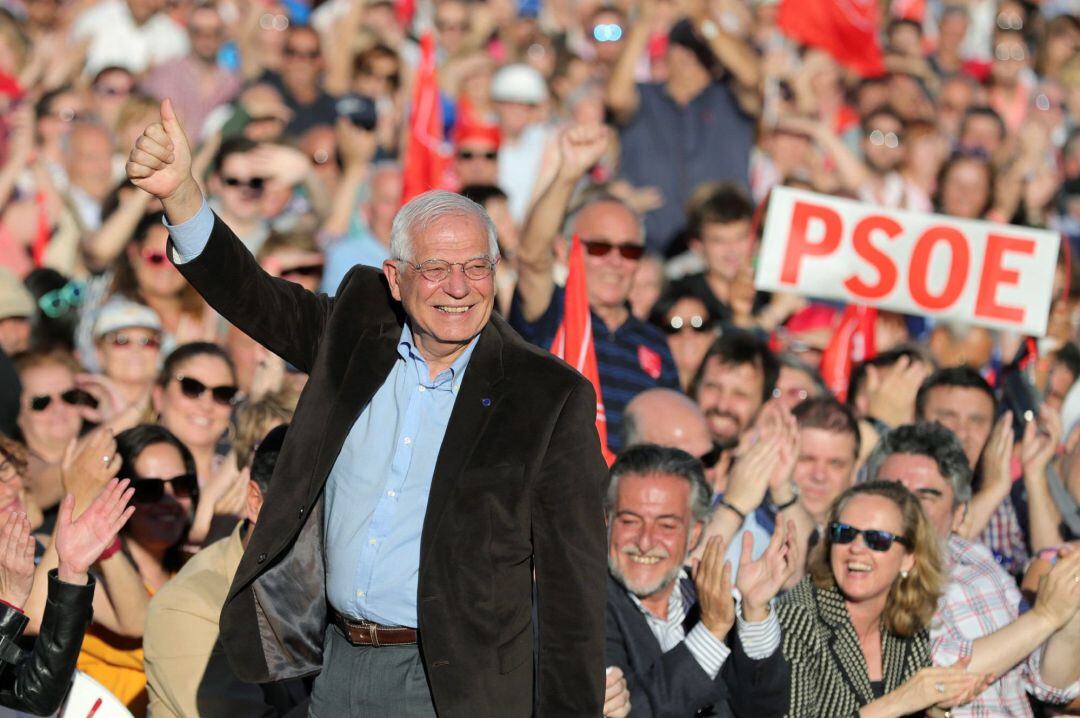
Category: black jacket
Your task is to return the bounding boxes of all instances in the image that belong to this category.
[175,212,609,717]
[0,570,95,715]
[606,575,790,718]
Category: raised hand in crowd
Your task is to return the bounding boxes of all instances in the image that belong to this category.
[0,512,37,610]
[960,410,1014,539]
[736,519,799,621]
[187,450,248,547]
[1020,405,1068,550]
[1030,544,1080,633]
[692,536,736,642]
[865,355,930,430]
[863,656,993,718]
[54,479,136,586]
[126,99,200,223]
[61,426,121,513]
[603,666,631,718]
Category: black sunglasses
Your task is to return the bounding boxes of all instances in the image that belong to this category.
[281,263,324,278]
[126,473,200,504]
[829,522,912,552]
[30,388,99,412]
[174,376,239,406]
[457,150,497,161]
[581,239,646,261]
[222,176,266,190]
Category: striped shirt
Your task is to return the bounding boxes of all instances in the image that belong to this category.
[509,287,680,453]
[627,573,782,679]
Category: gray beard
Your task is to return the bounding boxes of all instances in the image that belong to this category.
[607,553,684,600]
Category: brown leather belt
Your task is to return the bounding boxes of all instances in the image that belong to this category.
[332,611,418,647]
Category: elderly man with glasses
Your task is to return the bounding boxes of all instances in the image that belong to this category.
[127,100,609,718]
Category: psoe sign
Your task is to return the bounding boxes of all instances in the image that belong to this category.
[755,187,1060,336]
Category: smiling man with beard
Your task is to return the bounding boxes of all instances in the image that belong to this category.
[605,444,793,718]
[691,330,778,451]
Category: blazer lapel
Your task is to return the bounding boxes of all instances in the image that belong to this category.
[817,585,874,706]
[419,318,506,560]
[880,629,914,695]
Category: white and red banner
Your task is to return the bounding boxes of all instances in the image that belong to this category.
[755,187,1060,336]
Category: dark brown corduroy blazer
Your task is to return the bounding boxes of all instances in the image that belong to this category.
[775,578,930,718]
[172,213,609,718]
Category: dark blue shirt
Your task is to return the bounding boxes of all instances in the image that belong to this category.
[616,81,754,253]
[509,287,680,453]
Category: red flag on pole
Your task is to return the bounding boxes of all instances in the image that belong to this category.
[551,235,614,464]
[819,304,877,402]
[401,33,451,204]
[776,0,886,77]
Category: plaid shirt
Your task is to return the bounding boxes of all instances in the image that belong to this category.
[930,535,1080,717]
[978,494,1029,577]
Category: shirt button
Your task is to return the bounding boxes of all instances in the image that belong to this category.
[418,385,426,393]
[357,590,365,598]
[257,553,267,563]
[387,490,396,497]
[403,437,412,445]
[369,538,377,545]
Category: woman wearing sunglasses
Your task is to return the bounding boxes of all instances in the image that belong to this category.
[649,288,717,392]
[77,423,199,717]
[776,480,992,717]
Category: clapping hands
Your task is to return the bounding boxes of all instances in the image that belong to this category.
[0,512,36,610]
[54,479,136,586]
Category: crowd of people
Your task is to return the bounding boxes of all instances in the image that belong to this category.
[0,0,1079,714]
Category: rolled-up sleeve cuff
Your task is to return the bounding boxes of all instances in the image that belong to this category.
[1025,643,1080,704]
[735,601,781,659]
[684,623,732,679]
[163,198,214,264]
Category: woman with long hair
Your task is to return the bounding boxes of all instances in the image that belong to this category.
[777,480,991,717]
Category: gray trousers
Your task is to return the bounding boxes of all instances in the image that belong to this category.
[308,624,437,717]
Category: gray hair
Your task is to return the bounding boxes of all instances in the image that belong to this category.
[864,423,973,505]
[389,190,499,263]
[606,444,713,525]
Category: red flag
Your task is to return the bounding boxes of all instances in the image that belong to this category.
[551,235,614,464]
[401,34,451,204]
[819,304,877,401]
[776,0,885,77]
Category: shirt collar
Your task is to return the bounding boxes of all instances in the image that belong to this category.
[627,568,691,622]
[397,322,480,390]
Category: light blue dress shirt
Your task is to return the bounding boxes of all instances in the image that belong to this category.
[164,200,478,628]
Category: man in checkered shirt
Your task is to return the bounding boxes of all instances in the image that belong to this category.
[868,423,1080,717]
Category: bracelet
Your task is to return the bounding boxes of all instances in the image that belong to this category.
[98,536,123,562]
[773,494,799,512]
[716,498,746,521]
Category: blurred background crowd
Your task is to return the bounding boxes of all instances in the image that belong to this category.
[1,0,1080,714]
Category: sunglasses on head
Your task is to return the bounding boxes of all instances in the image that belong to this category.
[222,176,266,191]
[281,263,324,278]
[30,388,98,412]
[38,280,86,318]
[828,522,912,552]
[126,474,199,504]
[664,315,712,334]
[457,149,497,161]
[580,239,645,261]
[175,376,239,406]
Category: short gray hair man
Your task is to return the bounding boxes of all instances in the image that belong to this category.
[389,190,500,263]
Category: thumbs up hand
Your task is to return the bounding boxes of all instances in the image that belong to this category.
[126,98,202,222]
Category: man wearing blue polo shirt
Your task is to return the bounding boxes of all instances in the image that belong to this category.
[511,124,679,453]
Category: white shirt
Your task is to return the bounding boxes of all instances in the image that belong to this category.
[72,0,188,76]
[497,123,550,224]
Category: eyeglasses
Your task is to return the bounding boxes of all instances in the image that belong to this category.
[281,263,324,278]
[1034,94,1065,112]
[50,108,88,123]
[174,376,239,406]
[38,280,85,318]
[140,247,168,265]
[581,239,646,261]
[828,522,912,552]
[284,47,320,60]
[697,443,725,470]
[259,12,289,31]
[104,332,162,349]
[360,68,400,87]
[403,257,498,283]
[222,176,266,191]
[29,388,99,412]
[435,19,469,32]
[772,386,809,403]
[457,150,497,161]
[867,130,901,148]
[125,473,200,504]
[593,23,623,42]
[0,459,18,484]
[994,43,1027,62]
[664,315,712,334]
[996,13,1023,30]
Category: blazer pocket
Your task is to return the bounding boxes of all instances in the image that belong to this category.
[497,621,532,674]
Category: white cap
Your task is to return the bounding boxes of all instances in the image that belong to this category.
[490,64,548,105]
[92,298,162,339]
